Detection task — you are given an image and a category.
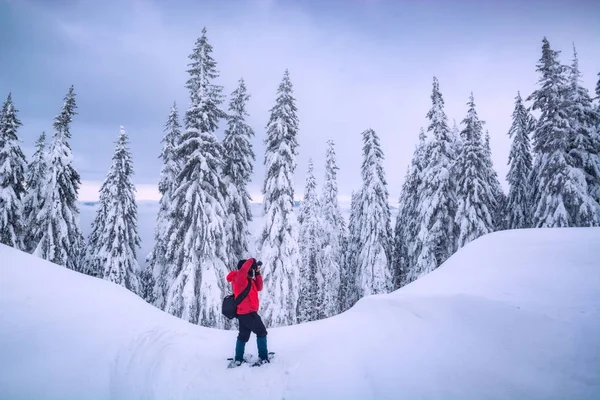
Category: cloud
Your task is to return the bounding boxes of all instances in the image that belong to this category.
[4,0,600,203]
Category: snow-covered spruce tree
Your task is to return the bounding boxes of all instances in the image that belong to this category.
[340,190,361,311]
[222,78,255,268]
[319,139,345,317]
[393,128,427,288]
[87,126,141,293]
[566,46,600,210]
[258,69,301,327]
[23,132,47,252]
[483,131,506,230]
[392,170,411,289]
[504,93,532,229]
[505,92,533,229]
[355,128,393,297]
[162,28,230,327]
[85,201,106,277]
[33,86,84,270]
[412,77,458,280]
[527,38,600,227]
[146,103,182,307]
[0,93,27,249]
[297,159,324,323]
[454,93,495,248]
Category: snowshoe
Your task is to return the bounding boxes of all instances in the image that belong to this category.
[251,352,275,367]
[226,354,252,369]
[227,359,243,369]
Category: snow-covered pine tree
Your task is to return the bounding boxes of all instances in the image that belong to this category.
[340,190,361,311]
[23,132,47,252]
[33,86,84,270]
[162,28,230,327]
[222,78,255,268]
[566,45,600,211]
[413,77,458,279]
[258,69,301,327]
[85,196,107,277]
[146,103,182,307]
[483,131,506,230]
[505,92,533,229]
[392,169,411,288]
[297,159,323,323]
[527,38,600,227]
[87,126,141,293]
[355,128,393,297]
[319,139,345,317]
[454,93,496,248]
[0,93,27,249]
[393,128,427,287]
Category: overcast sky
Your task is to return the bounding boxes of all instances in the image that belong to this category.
[1,0,599,202]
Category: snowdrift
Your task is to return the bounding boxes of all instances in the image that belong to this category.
[1,228,599,400]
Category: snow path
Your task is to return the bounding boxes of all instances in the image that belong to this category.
[1,228,599,400]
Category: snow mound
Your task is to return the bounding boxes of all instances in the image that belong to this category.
[1,228,599,400]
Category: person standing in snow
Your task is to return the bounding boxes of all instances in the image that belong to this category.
[226,258,270,366]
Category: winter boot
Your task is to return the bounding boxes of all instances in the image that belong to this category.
[235,339,246,363]
[257,336,269,361]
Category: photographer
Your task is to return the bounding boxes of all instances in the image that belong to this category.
[225,258,270,367]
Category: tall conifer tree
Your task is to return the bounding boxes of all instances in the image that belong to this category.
[454,94,495,248]
[505,92,533,229]
[566,46,600,210]
[162,28,230,327]
[413,77,458,278]
[393,128,427,287]
[355,128,393,297]
[483,131,505,230]
[340,191,361,311]
[258,70,301,327]
[146,103,182,307]
[223,78,255,268]
[527,38,600,227]
[0,93,26,249]
[23,132,47,252]
[319,139,344,316]
[297,160,323,322]
[33,86,84,270]
[87,126,141,293]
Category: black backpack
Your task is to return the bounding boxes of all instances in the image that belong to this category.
[222,278,252,319]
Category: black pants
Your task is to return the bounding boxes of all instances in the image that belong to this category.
[237,312,267,342]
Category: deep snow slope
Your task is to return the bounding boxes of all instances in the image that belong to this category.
[1,228,599,400]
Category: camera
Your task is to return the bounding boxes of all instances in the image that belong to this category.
[249,260,262,277]
[251,260,262,271]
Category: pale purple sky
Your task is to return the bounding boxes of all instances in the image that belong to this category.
[1,0,599,201]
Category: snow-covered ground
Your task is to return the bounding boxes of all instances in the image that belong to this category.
[1,228,599,400]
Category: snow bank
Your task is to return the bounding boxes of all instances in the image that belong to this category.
[1,228,599,400]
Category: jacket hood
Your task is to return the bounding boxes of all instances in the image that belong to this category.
[226,270,236,282]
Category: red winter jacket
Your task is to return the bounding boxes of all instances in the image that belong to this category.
[226,258,263,315]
